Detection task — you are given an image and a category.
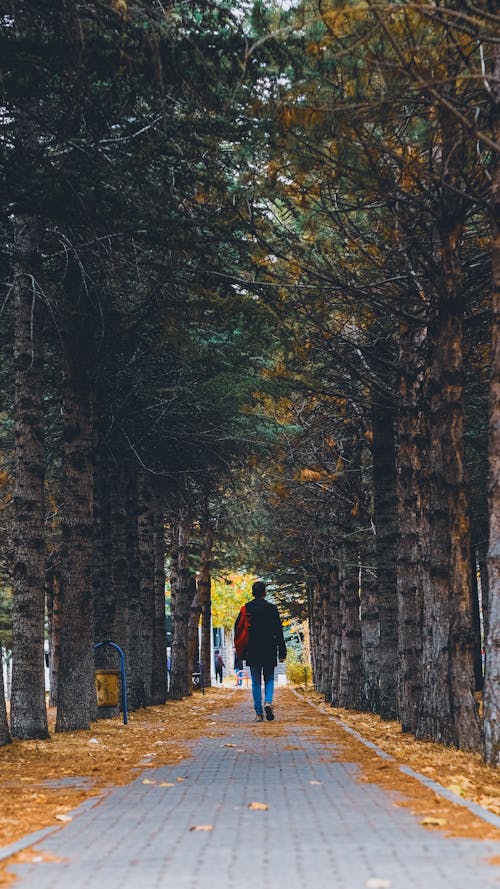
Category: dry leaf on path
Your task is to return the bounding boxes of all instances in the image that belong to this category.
[142,779,155,785]
[309,780,323,785]
[159,782,175,787]
[248,802,268,810]
[55,814,72,823]
[189,825,213,832]
[223,743,237,748]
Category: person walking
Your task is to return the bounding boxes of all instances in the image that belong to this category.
[234,580,286,721]
[214,649,225,684]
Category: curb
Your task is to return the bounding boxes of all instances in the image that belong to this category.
[290,687,500,830]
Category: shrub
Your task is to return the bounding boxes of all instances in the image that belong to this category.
[286,658,312,686]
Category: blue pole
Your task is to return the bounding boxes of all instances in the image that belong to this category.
[94,641,128,725]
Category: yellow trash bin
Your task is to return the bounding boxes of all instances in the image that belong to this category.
[95,669,120,708]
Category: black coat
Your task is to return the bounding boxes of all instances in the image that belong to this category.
[236,597,287,668]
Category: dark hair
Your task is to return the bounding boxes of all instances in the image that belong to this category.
[252,580,266,599]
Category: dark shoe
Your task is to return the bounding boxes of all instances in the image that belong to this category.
[264,704,274,721]
[255,713,264,722]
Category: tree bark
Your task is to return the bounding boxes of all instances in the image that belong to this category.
[309,577,322,689]
[395,322,428,733]
[417,222,481,751]
[338,544,362,710]
[10,212,49,740]
[484,39,500,766]
[470,552,484,692]
[329,568,342,707]
[199,520,215,689]
[137,472,155,707]
[93,447,114,669]
[169,512,193,700]
[151,491,167,705]
[125,462,142,711]
[55,279,95,733]
[187,576,201,678]
[360,544,379,713]
[317,570,333,698]
[47,567,62,707]
[371,398,398,720]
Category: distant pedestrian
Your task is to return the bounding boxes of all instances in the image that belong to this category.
[214,649,225,684]
[234,580,286,721]
[234,651,244,686]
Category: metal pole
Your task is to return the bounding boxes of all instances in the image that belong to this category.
[94,641,128,725]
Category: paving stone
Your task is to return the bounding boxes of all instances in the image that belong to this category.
[8,690,500,889]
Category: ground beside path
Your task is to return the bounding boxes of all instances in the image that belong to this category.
[2,687,500,889]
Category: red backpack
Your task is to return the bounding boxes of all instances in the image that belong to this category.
[234,605,251,658]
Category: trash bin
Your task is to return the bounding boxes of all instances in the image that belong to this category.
[95,669,120,707]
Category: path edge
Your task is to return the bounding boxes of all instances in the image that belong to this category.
[289,687,500,830]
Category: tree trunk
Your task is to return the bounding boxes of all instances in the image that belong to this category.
[137,472,155,707]
[125,462,142,711]
[309,578,322,689]
[318,571,333,698]
[187,576,201,677]
[371,398,398,720]
[338,544,362,710]
[360,544,379,713]
[168,513,193,699]
[0,661,10,747]
[417,224,481,751]
[329,567,342,707]
[169,512,193,700]
[199,521,215,689]
[477,539,490,645]
[151,491,167,705]
[109,461,129,662]
[395,322,428,733]
[485,40,500,766]
[93,447,114,669]
[47,567,62,707]
[470,552,484,692]
[55,281,95,733]
[10,212,49,740]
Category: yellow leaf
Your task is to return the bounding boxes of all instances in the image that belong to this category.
[248,802,269,810]
[189,825,213,832]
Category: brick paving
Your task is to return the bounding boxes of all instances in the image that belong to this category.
[8,689,500,889]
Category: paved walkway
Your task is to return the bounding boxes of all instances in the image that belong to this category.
[8,690,500,889]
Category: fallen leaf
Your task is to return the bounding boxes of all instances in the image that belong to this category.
[142,779,156,785]
[159,782,175,787]
[223,743,237,748]
[420,816,447,827]
[309,780,323,785]
[248,802,268,810]
[176,777,184,782]
[189,824,213,832]
[55,814,72,823]
[365,880,392,889]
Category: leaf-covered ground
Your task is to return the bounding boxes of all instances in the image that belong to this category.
[0,686,499,887]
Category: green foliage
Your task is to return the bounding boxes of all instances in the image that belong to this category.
[286,648,312,686]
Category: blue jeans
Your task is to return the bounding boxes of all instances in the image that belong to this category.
[250,665,274,715]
